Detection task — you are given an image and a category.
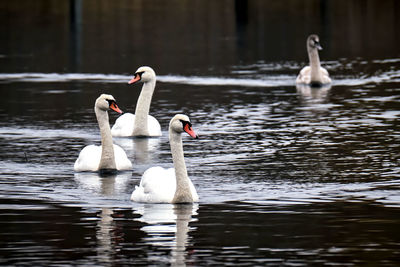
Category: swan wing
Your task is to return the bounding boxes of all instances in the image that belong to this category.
[111,113,135,137]
[113,144,133,170]
[320,67,332,83]
[320,66,329,76]
[131,167,176,203]
[296,66,311,84]
[111,113,161,137]
[148,115,162,137]
[74,145,101,172]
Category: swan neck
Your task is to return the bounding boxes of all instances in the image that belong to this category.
[95,107,116,170]
[170,130,193,203]
[308,48,322,82]
[133,80,156,136]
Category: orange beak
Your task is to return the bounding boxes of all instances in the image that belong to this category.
[109,102,123,114]
[128,74,141,84]
[184,123,198,139]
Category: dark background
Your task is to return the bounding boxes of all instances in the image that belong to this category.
[1,0,399,75]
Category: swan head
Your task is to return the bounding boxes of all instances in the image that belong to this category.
[307,34,322,51]
[170,114,198,139]
[95,94,123,114]
[128,66,156,84]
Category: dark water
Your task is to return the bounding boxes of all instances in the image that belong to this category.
[1,1,400,266]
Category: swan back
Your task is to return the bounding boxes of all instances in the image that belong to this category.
[74,145,102,172]
[130,167,198,203]
[111,114,161,137]
[74,144,132,172]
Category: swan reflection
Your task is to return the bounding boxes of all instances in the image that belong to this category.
[114,137,161,165]
[296,83,332,103]
[74,172,132,265]
[74,171,131,197]
[133,203,198,266]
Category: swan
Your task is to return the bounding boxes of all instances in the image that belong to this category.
[74,94,132,174]
[296,34,332,86]
[111,66,162,137]
[131,114,199,203]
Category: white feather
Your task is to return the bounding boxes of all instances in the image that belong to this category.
[74,144,132,172]
[131,166,198,203]
[111,113,161,137]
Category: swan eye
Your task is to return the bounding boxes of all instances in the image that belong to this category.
[106,99,123,113]
[106,99,118,109]
[135,71,145,79]
[180,120,192,130]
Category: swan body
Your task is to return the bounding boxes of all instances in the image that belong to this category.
[111,66,162,137]
[131,114,199,204]
[296,34,331,86]
[131,167,198,203]
[74,94,132,173]
[111,113,161,137]
[74,144,132,172]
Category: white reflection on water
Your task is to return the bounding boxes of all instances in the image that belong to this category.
[133,204,198,266]
[73,171,198,266]
[96,207,114,266]
[73,172,131,198]
[113,137,161,166]
[296,83,331,103]
[73,172,129,265]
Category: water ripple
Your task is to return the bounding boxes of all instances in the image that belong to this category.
[1,58,400,88]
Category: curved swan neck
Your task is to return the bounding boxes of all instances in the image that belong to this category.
[169,130,193,203]
[133,79,156,136]
[308,47,322,82]
[95,106,116,170]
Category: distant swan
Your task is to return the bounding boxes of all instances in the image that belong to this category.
[74,94,132,174]
[111,66,162,137]
[131,114,199,203]
[296,34,332,86]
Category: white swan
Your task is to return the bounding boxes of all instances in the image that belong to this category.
[111,66,162,137]
[296,34,332,86]
[74,94,132,174]
[131,114,199,203]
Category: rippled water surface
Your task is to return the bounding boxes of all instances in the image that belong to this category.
[1,1,400,266]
